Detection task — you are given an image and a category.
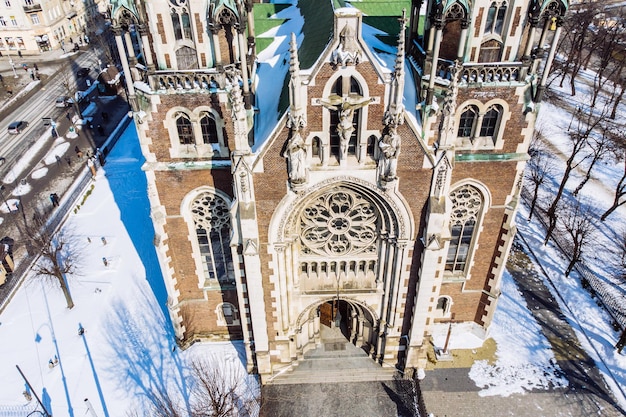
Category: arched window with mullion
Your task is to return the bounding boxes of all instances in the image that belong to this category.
[176,112,194,145]
[445,185,483,273]
[458,105,478,138]
[485,2,507,36]
[192,192,234,286]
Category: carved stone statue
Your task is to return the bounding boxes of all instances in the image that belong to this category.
[331,24,361,66]
[287,131,307,184]
[378,125,401,182]
[320,96,372,159]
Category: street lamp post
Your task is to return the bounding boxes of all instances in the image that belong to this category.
[9,53,18,78]
[15,365,52,417]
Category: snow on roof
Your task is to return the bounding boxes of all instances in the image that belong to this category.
[252,1,420,153]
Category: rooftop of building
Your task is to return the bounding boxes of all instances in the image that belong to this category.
[252,0,418,152]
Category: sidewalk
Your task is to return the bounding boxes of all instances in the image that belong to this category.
[0,47,85,110]
[419,236,625,417]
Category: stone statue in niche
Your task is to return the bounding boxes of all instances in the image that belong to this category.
[331,24,361,66]
[320,96,373,160]
[377,125,401,182]
[286,130,307,184]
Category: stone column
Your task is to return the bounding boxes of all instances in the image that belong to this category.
[237,29,251,108]
[426,26,443,104]
[211,27,222,66]
[536,20,563,102]
[531,19,552,74]
[138,25,154,70]
[457,20,469,60]
[113,27,136,108]
[275,245,290,332]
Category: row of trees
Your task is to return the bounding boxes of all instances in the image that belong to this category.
[526,3,626,284]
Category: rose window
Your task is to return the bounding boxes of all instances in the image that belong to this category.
[300,190,378,256]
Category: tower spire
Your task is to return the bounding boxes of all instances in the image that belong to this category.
[288,32,306,130]
[384,9,408,128]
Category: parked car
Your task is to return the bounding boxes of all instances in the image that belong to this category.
[7,121,28,134]
[55,96,73,108]
[76,67,90,77]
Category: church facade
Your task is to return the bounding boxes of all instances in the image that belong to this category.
[107,0,568,382]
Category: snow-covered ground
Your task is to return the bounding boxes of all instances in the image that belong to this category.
[0,2,625,416]
[0,127,257,416]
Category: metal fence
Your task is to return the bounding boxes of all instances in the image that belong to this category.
[0,403,42,417]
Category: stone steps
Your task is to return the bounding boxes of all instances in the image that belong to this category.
[267,333,398,385]
[269,366,398,384]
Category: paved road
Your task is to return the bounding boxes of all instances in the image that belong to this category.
[0,46,130,309]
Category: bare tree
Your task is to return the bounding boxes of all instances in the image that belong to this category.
[555,1,599,95]
[589,9,626,108]
[190,356,259,417]
[572,125,615,196]
[559,200,596,277]
[544,106,606,244]
[129,356,259,417]
[57,67,83,120]
[601,148,626,221]
[25,215,81,309]
[525,128,556,221]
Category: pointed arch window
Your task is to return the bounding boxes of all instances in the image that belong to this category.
[171,9,182,40]
[181,10,192,39]
[171,7,192,41]
[480,105,502,141]
[200,113,219,144]
[328,76,364,159]
[367,135,376,158]
[485,2,507,36]
[176,112,194,144]
[446,185,483,273]
[312,136,322,160]
[191,192,234,285]
[458,105,478,138]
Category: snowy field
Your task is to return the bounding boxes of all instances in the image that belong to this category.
[0,127,258,416]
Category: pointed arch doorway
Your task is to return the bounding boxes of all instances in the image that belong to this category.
[316,298,376,357]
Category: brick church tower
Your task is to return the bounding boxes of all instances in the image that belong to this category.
[107,0,568,381]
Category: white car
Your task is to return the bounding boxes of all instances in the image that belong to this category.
[55,96,73,108]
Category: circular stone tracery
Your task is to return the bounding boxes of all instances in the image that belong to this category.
[191,192,230,230]
[300,190,378,256]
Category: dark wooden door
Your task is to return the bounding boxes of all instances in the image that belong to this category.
[319,302,333,327]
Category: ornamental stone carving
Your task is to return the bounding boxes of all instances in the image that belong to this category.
[299,190,378,257]
[191,192,230,231]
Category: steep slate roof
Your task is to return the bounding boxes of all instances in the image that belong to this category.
[252,0,418,152]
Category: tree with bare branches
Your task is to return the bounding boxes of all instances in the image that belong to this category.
[525,128,556,221]
[601,148,626,221]
[572,125,615,196]
[24,215,81,309]
[128,356,259,417]
[589,8,626,108]
[559,200,596,277]
[555,1,600,96]
[544,106,607,244]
